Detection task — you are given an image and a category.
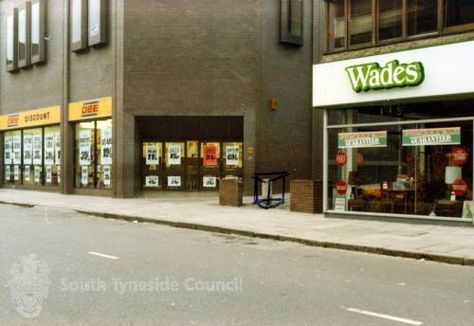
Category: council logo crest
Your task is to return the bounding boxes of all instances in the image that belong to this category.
[7,254,51,318]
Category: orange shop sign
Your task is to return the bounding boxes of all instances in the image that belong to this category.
[68,97,112,121]
[0,106,61,130]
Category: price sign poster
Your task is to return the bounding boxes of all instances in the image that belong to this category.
[79,130,91,166]
[103,165,111,186]
[101,128,112,165]
[23,134,33,165]
[167,176,181,187]
[145,175,159,187]
[32,134,43,165]
[12,135,22,165]
[203,176,217,188]
[146,143,160,165]
[203,144,218,166]
[4,135,12,164]
[226,146,239,166]
[168,145,181,165]
[54,132,61,165]
[81,166,89,186]
[44,133,55,166]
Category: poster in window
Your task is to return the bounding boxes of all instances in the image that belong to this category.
[55,132,61,165]
[46,166,52,183]
[5,165,11,181]
[24,165,30,182]
[203,144,218,166]
[57,165,61,184]
[34,166,41,184]
[145,175,159,188]
[33,134,43,165]
[203,176,217,188]
[12,135,22,165]
[167,176,181,187]
[44,133,55,166]
[101,128,112,165]
[81,166,89,185]
[13,165,20,181]
[225,146,239,166]
[146,143,159,166]
[79,130,91,166]
[4,135,13,165]
[103,165,111,186]
[168,144,181,165]
[23,134,33,165]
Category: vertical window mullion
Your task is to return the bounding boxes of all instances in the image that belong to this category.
[345,0,349,49]
[402,0,407,39]
[372,0,377,45]
[437,0,444,33]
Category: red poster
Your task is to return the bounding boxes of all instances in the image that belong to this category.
[336,151,347,167]
[451,147,468,166]
[203,145,218,166]
[452,179,468,197]
[335,179,347,195]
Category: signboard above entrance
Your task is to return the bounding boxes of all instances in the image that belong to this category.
[68,97,112,121]
[313,41,474,107]
[345,60,424,93]
[0,106,60,130]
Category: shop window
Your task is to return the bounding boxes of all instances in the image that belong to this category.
[445,0,474,32]
[71,0,88,51]
[74,119,112,189]
[327,0,346,51]
[349,0,373,47]
[407,0,438,36]
[280,0,304,45]
[6,9,19,72]
[327,112,473,219]
[31,0,47,64]
[96,119,112,189]
[378,0,403,42]
[44,126,61,187]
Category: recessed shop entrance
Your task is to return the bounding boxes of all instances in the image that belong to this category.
[137,116,243,192]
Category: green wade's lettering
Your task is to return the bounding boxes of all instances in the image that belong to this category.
[345,60,424,93]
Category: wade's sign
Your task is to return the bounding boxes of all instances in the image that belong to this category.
[345,60,424,93]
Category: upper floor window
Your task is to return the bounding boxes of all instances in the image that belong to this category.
[71,0,108,52]
[325,0,474,53]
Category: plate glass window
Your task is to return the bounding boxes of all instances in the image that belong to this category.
[445,0,474,30]
[31,0,46,64]
[349,0,373,47]
[407,0,438,36]
[378,0,402,42]
[6,10,18,71]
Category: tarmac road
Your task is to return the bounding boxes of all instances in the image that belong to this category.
[1,203,473,325]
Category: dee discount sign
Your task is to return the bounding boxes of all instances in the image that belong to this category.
[68,97,112,121]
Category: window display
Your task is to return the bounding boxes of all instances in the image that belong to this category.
[327,108,473,220]
[74,119,112,189]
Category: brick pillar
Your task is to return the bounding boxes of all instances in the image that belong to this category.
[290,180,323,213]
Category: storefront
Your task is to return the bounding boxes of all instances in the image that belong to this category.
[313,41,474,222]
[1,106,61,190]
[69,97,113,192]
[138,116,243,192]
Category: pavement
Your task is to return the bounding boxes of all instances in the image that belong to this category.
[1,189,474,266]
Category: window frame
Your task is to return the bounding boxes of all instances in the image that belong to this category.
[31,0,47,64]
[325,0,474,54]
[88,0,108,47]
[71,0,88,52]
[280,0,304,45]
[6,8,19,72]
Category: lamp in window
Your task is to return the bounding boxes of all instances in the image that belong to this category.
[445,166,462,200]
